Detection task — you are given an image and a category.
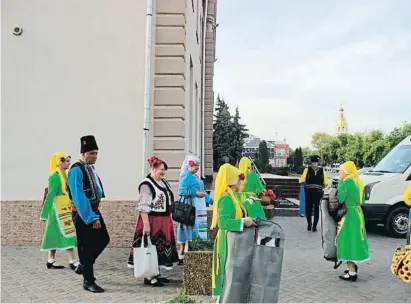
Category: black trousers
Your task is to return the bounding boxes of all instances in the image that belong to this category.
[305,191,323,228]
[73,211,110,284]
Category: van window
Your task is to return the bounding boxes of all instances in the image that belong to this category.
[372,144,411,174]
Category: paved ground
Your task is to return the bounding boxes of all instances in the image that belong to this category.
[1,217,410,303]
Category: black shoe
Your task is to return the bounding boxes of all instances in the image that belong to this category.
[74,264,83,275]
[46,261,65,269]
[344,265,358,274]
[339,273,358,282]
[177,259,184,266]
[144,278,164,287]
[312,227,317,232]
[69,263,81,271]
[157,276,170,283]
[307,224,312,231]
[83,283,104,293]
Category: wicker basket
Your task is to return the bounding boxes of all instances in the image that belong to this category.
[264,205,275,219]
[260,195,273,206]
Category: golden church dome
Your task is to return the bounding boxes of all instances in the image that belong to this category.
[336,106,348,134]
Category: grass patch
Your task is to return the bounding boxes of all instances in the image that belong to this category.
[168,293,195,303]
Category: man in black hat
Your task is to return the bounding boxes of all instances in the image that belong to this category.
[68,135,110,293]
[300,155,328,232]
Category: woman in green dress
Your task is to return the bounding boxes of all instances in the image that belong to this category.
[211,164,255,299]
[237,157,266,219]
[336,161,369,282]
[40,152,79,270]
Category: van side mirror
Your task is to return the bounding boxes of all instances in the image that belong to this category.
[407,173,411,181]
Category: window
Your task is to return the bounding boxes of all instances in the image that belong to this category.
[372,144,411,174]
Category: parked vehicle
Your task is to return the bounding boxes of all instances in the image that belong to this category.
[361,136,411,238]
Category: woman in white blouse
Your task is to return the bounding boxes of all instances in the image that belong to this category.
[127,156,178,287]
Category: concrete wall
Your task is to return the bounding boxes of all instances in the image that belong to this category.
[1,0,147,200]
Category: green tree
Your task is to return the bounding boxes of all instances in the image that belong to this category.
[301,147,313,164]
[288,148,295,169]
[386,122,411,151]
[311,132,333,151]
[321,137,341,165]
[213,96,233,170]
[344,133,364,167]
[301,121,410,168]
[362,130,386,166]
[255,140,270,172]
[229,107,248,164]
[293,147,304,169]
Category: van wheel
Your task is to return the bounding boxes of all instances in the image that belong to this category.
[385,207,409,238]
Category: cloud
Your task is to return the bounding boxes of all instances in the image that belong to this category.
[214,0,411,148]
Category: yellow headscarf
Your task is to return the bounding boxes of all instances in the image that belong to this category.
[238,157,251,190]
[49,152,69,196]
[403,184,411,207]
[211,164,246,229]
[340,161,364,203]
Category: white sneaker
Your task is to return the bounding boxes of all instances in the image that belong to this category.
[127,263,134,269]
[161,265,174,271]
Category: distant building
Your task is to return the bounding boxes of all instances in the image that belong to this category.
[268,141,290,167]
[243,135,289,167]
[336,106,348,134]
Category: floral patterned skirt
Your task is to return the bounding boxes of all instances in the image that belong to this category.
[128,214,178,266]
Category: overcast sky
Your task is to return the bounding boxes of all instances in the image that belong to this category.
[214,0,411,148]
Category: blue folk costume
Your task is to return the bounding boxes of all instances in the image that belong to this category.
[68,135,110,292]
[177,156,213,242]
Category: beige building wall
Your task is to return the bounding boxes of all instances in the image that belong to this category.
[153,0,216,190]
[1,0,216,200]
[204,0,217,181]
[1,0,148,200]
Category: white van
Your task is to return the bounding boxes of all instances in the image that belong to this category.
[361,135,411,238]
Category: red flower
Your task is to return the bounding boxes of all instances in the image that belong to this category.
[263,189,276,200]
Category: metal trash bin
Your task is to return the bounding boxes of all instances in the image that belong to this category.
[219,219,285,303]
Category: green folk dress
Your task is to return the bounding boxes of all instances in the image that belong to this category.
[235,192,266,220]
[238,171,266,219]
[40,172,77,251]
[336,178,369,262]
[212,193,246,297]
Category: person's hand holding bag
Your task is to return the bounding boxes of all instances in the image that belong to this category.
[244,217,255,227]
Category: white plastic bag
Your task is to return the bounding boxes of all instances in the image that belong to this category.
[133,236,159,278]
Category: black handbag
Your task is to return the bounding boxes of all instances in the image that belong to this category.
[330,202,347,223]
[172,196,196,226]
